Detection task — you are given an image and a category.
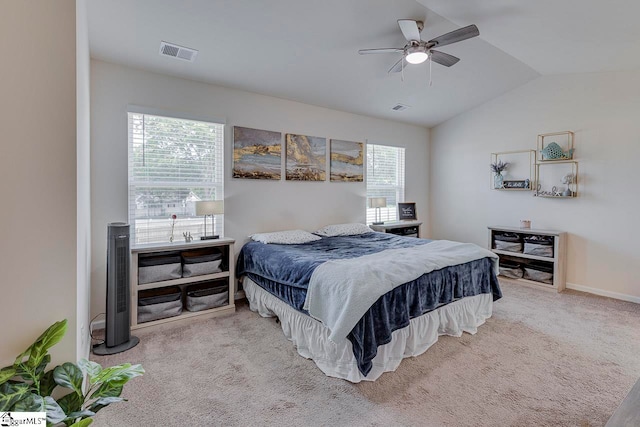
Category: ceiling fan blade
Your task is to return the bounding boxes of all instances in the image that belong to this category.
[388,57,408,73]
[429,50,460,67]
[358,48,403,55]
[398,19,421,42]
[427,24,479,48]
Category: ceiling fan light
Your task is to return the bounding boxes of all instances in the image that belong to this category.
[405,47,428,64]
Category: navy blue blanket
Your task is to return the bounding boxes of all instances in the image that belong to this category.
[237,232,501,376]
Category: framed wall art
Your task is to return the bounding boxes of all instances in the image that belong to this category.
[330,139,363,182]
[285,133,326,181]
[233,126,282,180]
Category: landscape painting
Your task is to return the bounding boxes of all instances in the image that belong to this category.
[233,126,282,180]
[330,139,364,182]
[285,134,326,181]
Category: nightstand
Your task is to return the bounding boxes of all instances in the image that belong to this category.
[370,221,423,238]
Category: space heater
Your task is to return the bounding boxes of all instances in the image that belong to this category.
[93,223,139,355]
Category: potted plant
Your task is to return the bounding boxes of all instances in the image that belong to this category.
[0,319,144,426]
[490,160,509,189]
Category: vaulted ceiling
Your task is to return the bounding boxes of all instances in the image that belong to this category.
[87,0,639,128]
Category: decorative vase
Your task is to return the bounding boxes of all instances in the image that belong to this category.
[494,173,504,189]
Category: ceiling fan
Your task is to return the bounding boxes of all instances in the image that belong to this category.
[359,20,480,73]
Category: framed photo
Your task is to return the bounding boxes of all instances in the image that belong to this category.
[398,202,416,220]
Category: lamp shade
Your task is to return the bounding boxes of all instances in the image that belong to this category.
[196,200,224,215]
[368,197,387,208]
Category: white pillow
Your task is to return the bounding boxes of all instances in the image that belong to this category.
[314,223,373,237]
[250,229,322,244]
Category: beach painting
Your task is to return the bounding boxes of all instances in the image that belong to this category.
[330,139,364,182]
[285,133,326,181]
[233,126,282,180]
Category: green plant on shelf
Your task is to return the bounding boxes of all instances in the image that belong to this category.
[0,319,144,427]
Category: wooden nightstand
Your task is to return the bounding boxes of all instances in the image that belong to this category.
[370,221,423,238]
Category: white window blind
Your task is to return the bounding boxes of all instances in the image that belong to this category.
[366,144,405,224]
[128,112,224,244]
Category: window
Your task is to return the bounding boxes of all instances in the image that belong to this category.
[128,111,224,244]
[366,144,405,224]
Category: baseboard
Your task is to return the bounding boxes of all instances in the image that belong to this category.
[92,319,105,332]
[566,282,640,304]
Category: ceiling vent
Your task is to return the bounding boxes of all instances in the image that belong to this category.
[391,103,410,112]
[159,41,198,62]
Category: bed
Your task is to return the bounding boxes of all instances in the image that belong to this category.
[237,230,501,382]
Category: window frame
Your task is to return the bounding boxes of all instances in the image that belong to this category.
[127,106,225,244]
[365,143,406,225]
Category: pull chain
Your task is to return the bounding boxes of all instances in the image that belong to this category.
[429,55,433,87]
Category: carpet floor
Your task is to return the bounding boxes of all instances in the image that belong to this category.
[91,281,640,426]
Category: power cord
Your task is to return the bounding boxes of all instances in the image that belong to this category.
[89,313,106,348]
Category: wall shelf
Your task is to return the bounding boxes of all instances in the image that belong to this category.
[534,160,579,198]
[490,150,535,191]
[537,131,574,162]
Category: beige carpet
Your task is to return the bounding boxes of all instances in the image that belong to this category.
[91,281,640,426]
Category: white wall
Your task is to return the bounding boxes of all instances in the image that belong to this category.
[431,70,640,301]
[0,1,78,366]
[90,60,430,317]
[76,0,92,360]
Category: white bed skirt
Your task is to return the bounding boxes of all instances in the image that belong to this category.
[243,277,494,383]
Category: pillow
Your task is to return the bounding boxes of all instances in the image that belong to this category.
[314,223,373,237]
[250,229,322,245]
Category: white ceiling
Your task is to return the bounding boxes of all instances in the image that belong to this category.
[87,0,638,128]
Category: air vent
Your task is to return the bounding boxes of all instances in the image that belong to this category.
[391,103,410,111]
[159,41,198,62]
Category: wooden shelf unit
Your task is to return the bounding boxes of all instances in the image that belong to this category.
[130,238,236,330]
[488,226,566,292]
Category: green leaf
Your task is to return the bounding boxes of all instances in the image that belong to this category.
[13,393,43,412]
[34,354,51,378]
[0,382,31,411]
[54,362,84,396]
[0,367,16,386]
[11,394,65,424]
[78,359,102,378]
[93,396,125,406]
[65,409,96,424]
[26,320,67,371]
[57,391,83,415]
[44,395,67,425]
[14,345,34,366]
[40,370,57,396]
[68,409,96,418]
[33,320,68,354]
[69,418,93,427]
[91,363,144,386]
[89,382,122,400]
[86,395,127,415]
[13,361,36,383]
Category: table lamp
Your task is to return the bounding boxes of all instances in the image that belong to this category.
[195,200,224,240]
[368,197,387,225]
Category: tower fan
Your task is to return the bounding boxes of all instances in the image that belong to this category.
[93,223,139,355]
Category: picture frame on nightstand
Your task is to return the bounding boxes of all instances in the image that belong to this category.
[398,202,416,220]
